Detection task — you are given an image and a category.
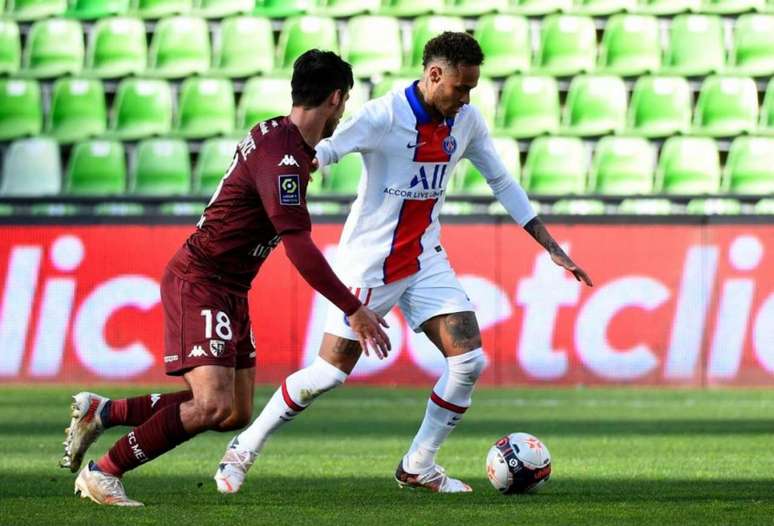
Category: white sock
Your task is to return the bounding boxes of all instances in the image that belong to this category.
[235,356,347,453]
[404,348,487,474]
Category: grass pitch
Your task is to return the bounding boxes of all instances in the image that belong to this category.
[1,386,774,525]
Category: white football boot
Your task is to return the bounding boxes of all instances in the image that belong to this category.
[60,392,109,472]
[395,459,472,493]
[74,462,143,507]
[214,437,257,494]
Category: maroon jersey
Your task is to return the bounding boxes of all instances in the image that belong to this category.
[169,117,315,294]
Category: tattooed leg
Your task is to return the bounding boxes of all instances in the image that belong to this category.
[319,333,362,374]
[421,311,482,357]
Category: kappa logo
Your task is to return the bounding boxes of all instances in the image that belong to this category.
[210,339,225,357]
[188,345,206,358]
[278,154,299,167]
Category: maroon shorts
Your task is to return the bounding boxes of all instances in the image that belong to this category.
[160,267,256,376]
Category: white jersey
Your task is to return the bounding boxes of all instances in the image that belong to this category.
[315,81,536,288]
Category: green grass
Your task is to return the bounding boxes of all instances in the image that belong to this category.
[2,386,774,525]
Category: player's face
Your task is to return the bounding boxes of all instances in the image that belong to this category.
[430,63,479,118]
[323,90,350,139]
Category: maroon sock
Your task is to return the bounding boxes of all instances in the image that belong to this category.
[96,400,193,478]
[106,391,192,428]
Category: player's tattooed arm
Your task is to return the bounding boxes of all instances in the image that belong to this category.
[524,217,594,287]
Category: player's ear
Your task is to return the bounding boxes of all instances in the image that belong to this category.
[329,89,343,108]
[427,63,443,84]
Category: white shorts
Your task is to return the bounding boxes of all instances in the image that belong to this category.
[324,253,475,340]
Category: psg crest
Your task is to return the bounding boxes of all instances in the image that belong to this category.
[442,135,457,155]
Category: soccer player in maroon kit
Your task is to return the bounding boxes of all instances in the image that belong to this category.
[59,50,390,507]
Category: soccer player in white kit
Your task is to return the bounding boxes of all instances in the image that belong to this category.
[215,32,593,493]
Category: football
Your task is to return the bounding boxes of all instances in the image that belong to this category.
[486,433,552,494]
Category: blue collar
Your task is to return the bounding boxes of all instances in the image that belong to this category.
[405,81,455,127]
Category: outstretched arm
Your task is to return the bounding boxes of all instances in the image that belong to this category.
[523,217,593,287]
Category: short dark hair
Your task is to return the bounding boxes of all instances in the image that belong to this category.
[422,31,484,69]
[291,49,354,108]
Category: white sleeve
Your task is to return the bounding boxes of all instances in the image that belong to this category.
[315,98,392,168]
[462,107,536,226]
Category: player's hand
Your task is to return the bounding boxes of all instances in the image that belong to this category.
[311,158,319,172]
[550,251,593,287]
[347,306,391,359]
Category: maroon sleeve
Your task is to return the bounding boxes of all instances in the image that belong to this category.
[251,157,312,235]
[282,230,362,316]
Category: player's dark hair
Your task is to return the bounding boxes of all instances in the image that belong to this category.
[422,31,484,69]
[291,49,354,108]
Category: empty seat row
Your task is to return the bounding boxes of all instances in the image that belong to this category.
[3,134,773,198]
[4,13,774,80]
[5,0,774,21]
[4,73,773,143]
[0,75,371,142]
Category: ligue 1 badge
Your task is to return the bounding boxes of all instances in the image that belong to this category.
[442,135,457,155]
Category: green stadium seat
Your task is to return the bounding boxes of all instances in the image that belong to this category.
[522,136,588,194]
[237,76,292,132]
[66,0,129,18]
[371,76,414,99]
[599,14,661,76]
[306,169,324,196]
[111,78,172,139]
[326,153,363,194]
[760,80,774,135]
[378,0,443,17]
[440,0,507,15]
[470,77,497,130]
[404,16,466,74]
[175,77,235,139]
[454,136,520,194]
[194,0,252,18]
[754,198,774,213]
[731,15,774,77]
[563,75,628,137]
[0,138,61,196]
[724,136,774,194]
[22,19,84,78]
[46,78,106,143]
[664,15,725,76]
[700,0,764,14]
[627,76,692,138]
[195,138,235,195]
[536,15,596,76]
[589,136,655,195]
[656,136,720,194]
[344,16,402,79]
[65,140,126,195]
[212,16,273,78]
[85,16,146,78]
[551,198,606,214]
[0,205,15,216]
[475,14,531,78]
[132,138,191,195]
[496,75,560,138]
[343,78,368,118]
[693,75,758,137]
[686,198,743,215]
[634,0,698,15]
[253,0,311,18]
[277,16,337,71]
[572,0,637,15]
[508,0,572,15]
[133,0,191,18]
[0,79,41,140]
[617,198,675,214]
[148,16,210,78]
[7,0,65,20]
[314,0,379,17]
[0,20,21,75]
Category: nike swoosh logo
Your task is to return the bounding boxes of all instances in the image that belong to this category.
[406,141,427,149]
